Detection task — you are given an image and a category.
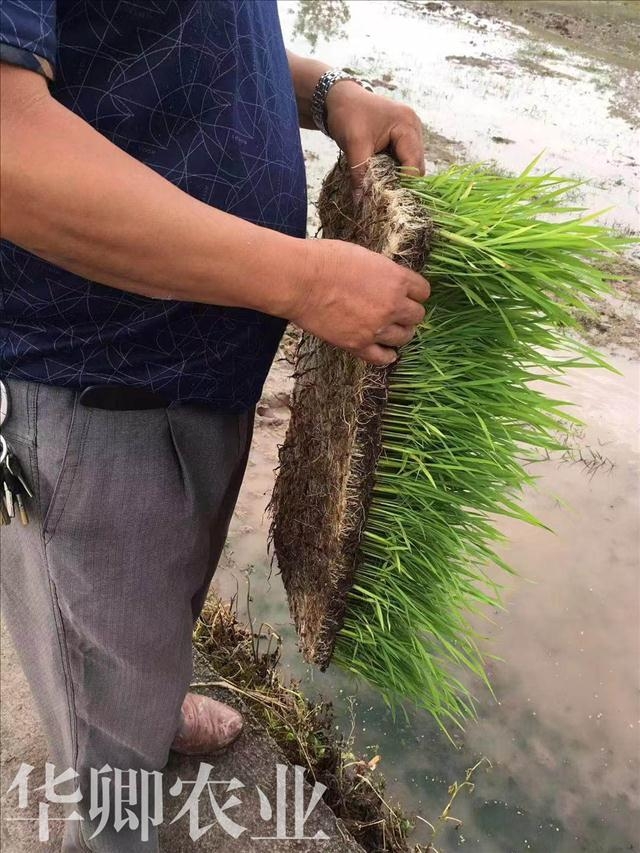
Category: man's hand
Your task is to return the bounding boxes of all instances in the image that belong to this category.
[290,239,429,366]
[285,53,429,363]
[326,81,425,201]
[286,52,425,201]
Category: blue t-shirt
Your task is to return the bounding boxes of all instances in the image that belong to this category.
[0,0,307,410]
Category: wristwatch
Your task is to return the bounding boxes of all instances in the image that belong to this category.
[310,69,373,138]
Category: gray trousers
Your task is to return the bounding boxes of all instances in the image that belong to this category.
[0,380,253,851]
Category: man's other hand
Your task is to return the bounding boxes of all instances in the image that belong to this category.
[326,82,425,201]
[290,239,429,366]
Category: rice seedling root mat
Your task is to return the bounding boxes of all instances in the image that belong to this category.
[270,153,622,729]
[271,155,430,671]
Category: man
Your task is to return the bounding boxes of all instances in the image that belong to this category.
[0,1,428,849]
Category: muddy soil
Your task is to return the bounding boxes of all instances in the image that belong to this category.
[446,0,640,68]
[401,0,640,128]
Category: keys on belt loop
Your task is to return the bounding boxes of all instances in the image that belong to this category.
[3,449,33,525]
[0,381,33,527]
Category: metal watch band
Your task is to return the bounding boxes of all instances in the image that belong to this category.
[310,69,372,137]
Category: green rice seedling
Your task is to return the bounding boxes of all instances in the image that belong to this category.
[273,155,630,733]
[332,161,627,730]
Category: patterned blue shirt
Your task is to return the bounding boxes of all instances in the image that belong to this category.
[0,1,307,410]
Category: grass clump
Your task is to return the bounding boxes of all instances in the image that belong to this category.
[332,160,630,732]
[194,596,490,851]
[193,596,416,852]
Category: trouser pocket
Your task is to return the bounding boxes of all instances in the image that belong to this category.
[38,388,92,544]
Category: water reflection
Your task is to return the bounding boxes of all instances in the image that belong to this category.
[292,0,351,51]
[216,354,640,850]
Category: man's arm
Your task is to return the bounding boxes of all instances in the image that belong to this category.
[286,51,331,129]
[1,64,428,366]
[287,51,425,199]
[1,64,304,315]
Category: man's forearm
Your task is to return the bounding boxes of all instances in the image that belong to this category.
[1,63,429,369]
[286,51,330,129]
[0,64,307,318]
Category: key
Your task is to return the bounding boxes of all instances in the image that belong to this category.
[15,492,29,526]
[1,446,33,526]
[0,490,9,525]
[2,464,17,518]
[0,467,10,525]
[6,451,33,499]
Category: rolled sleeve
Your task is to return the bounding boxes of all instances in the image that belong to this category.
[0,1,57,80]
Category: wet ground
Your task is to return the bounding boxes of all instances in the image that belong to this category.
[286,0,639,233]
[214,3,640,851]
[217,349,639,852]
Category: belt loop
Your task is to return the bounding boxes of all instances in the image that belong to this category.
[1,379,37,445]
[27,382,38,440]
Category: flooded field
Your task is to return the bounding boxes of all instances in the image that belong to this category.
[283,0,639,233]
[214,2,640,851]
[216,350,639,851]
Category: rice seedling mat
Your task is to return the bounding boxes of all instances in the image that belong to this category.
[271,154,431,670]
[271,152,621,728]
